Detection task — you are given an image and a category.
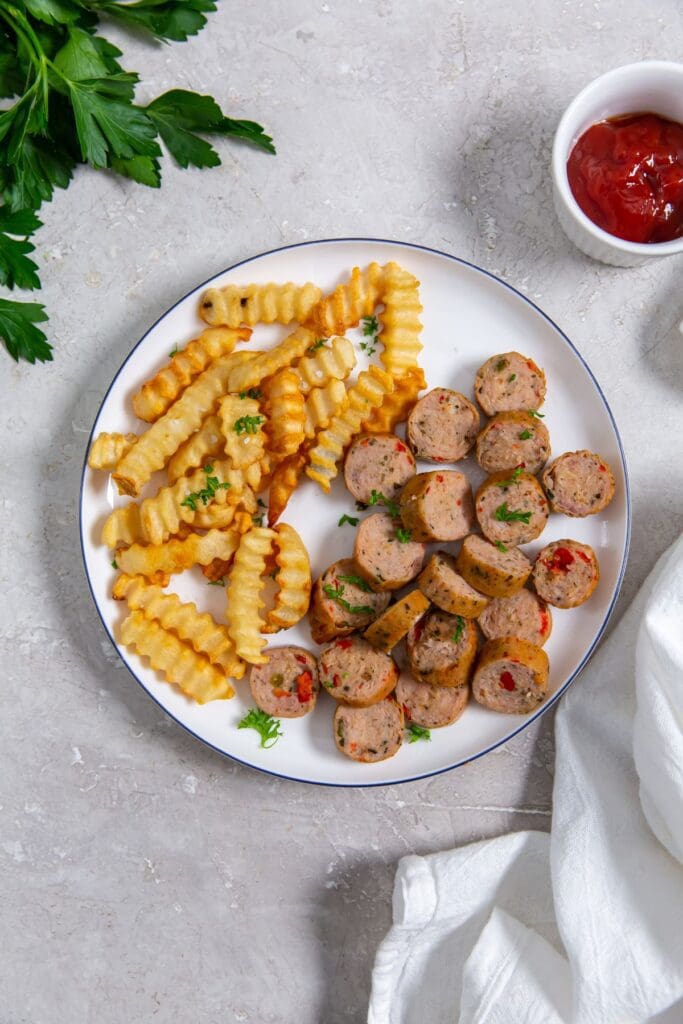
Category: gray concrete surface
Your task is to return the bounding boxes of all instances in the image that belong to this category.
[1,2,682,1021]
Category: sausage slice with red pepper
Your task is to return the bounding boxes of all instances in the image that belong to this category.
[399,470,474,542]
[475,411,551,474]
[532,539,599,608]
[396,676,469,729]
[472,636,549,714]
[475,469,549,546]
[542,450,616,517]
[406,608,478,688]
[334,699,404,763]
[406,387,480,462]
[478,589,552,646]
[474,352,547,416]
[344,433,416,504]
[249,646,319,718]
[309,558,390,644]
[354,512,427,591]
[319,635,399,706]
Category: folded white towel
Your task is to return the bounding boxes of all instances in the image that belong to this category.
[368,535,683,1024]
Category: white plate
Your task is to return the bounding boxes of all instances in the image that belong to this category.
[80,239,630,787]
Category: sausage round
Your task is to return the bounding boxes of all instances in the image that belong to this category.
[334,700,404,762]
[406,388,480,462]
[249,646,319,718]
[475,470,549,545]
[354,512,426,591]
[319,635,399,706]
[478,589,552,646]
[531,539,600,608]
[309,558,390,644]
[455,534,532,597]
[399,470,475,542]
[344,433,416,504]
[472,637,549,714]
[542,450,616,517]
[364,589,431,653]
[418,552,489,618]
[474,352,547,416]
[476,411,551,475]
[406,608,478,688]
[396,676,469,729]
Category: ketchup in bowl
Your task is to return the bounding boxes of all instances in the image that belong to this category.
[567,113,683,243]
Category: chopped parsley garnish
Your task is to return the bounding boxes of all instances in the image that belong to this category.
[307,338,327,354]
[498,466,524,489]
[528,409,545,418]
[338,514,359,527]
[322,583,374,615]
[337,573,372,592]
[359,314,380,355]
[234,414,264,434]
[252,513,264,527]
[396,527,412,544]
[407,722,431,743]
[238,388,263,400]
[180,464,231,511]
[508,373,517,382]
[356,500,369,511]
[238,707,282,749]
[111,559,118,570]
[495,541,508,552]
[207,577,226,587]
[168,345,178,358]
[495,358,508,371]
[494,502,532,524]
[368,489,400,517]
[257,497,267,508]
[518,429,533,440]
[451,615,465,645]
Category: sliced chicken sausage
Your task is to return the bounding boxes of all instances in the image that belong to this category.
[396,676,469,729]
[399,470,474,542]
[542,450,616,517]
[476,411,551,475]
[406,608,478,688]
[478,589,552,647]
[249,646,319,718]
[364,589,431,653]
[309,558,390,644]
[474,352,547,416]
[455,534,532,598]
[319,635,399,706]
[418,552,489,618]
[472,637,549,714]
[406,388,480,462]
[334,700,404,762]
[354,512,426,591]
[532,539,600,608]
[475,470,549,545]
[344,433,416,504]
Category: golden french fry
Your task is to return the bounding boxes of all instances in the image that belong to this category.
[219,394,266,469]
[361,366,426,432]
[263,523,312,633]
[226,327,315,394]
[114,352,260,497]
[226,527,276,665]
[262,368,306,457]
[267,451,307,527]
[140,461,241,545]
[88,432,137,471]
[199,281,322,327]
[116,527,241,578]
[378,262,423,376]
[304,264,384,336]
[132,327,250,423]
[102,504,145,548]
[202,558,233,583]
[292,335,356,394]
[304,379,348,439]
[192,504,237,530]
[118,610,234,702]
[114,575,245,679]
[305,366,395,492]
[167,415,225,484]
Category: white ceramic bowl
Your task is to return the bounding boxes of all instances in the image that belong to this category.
[552,61,683,267]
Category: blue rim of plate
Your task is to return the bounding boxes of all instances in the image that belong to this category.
[79,237,632,788]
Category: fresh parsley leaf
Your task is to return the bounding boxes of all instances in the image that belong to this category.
[495,358,508,371]
[322,583,374,616]
[451,615,465,645]
[110,154,161,187]
[368,489,399,518]
[307,338,327,354]
[23,0,81,25]
[252,513,264,527]
[111,558,118,569]
[64,75,161,169]
[498,466,524,489]
[336,573,372,592]
[238,387,262,400]
[518,429,533,440]
[361,315,379,336]
[238,706,282,749]
[338,513,359,527]
[508,373,516,382]
[234,415,263,435]
[495,541,508,552]
[207,577,226,587]
[92,0,218,44]
[257,497,267,508]
[528,409,545,418]
[180,464,230,510]
[396,527,412,543]
[0,208,42,290]
[494,502,531,524]
[407,722,431,743]
[168,344,178,357]
[0,298,51,362]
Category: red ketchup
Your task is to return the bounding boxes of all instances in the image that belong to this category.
[567,113,683,243]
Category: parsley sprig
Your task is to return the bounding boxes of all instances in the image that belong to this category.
[528,409,545,418]
[336,573,372,592]
[338,514,359,527]
[451,615,465,645]
[498,466,524,489]
[238,387,263,400]
[494,502,532,524]
[238,707,282,749]
[322,583,374,615]
[359,314,380,355]
[233,415,264,435]
[0,1,275,365]
[407,722,431,743]
[396,527,412,544]
[307,338,327,354]
[180,464,230,511]
[368,489,400,518]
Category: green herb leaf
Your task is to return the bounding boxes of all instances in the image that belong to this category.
[508,373,516,382]
[180,464,230,511]
[238,387,262,400]
[233,414,264,435]
[451,615,465,645]
[207,577,226,586]
[336,573,372,592]
[396,527,412,543]
[528,409,545,418]
[495,541,508,552]
[238,707,282,749]
[251,513,264,527]
[168,344,178,358]
[494,502,531,524]
[368,489,400,518]
[338,514,359,527]
[111,558,118,569]
[90,0,218,43]
[322,583,374,616]
[0,298,51,363]
[518,429,533,440]
[0,208,42,290]
[498,466,524,489]
[307,338,327,354]
[495,358,508,371]
[407,722,431,743]
[361,314,379,337]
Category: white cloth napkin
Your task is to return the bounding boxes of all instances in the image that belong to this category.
[368,535,683,1024]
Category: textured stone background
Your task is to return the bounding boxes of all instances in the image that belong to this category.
[2,2,682,1021]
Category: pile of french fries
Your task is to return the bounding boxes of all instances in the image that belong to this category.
[88,262,424,704]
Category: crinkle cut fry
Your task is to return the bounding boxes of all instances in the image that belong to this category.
[264,523,312,633]
[219,394,267,469]
[361,366,426,432]
[226,327,316,394]
[262,368,306,457]
[305,366,395,492]
[291,335,356,394]
[303,263,385,337]
[114,575,244,679]
[101,504,145,549]
[167,414,225,484]
[139,460,243,546]
[378,262,423,377]
[226,527,276,665]
[199,281,322,328]
[118,610,235,702]
[132,327,251,423]
[116,528,241,578]
[304,379,348,439]
[267,451,307,527]
[88,432,137,471]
